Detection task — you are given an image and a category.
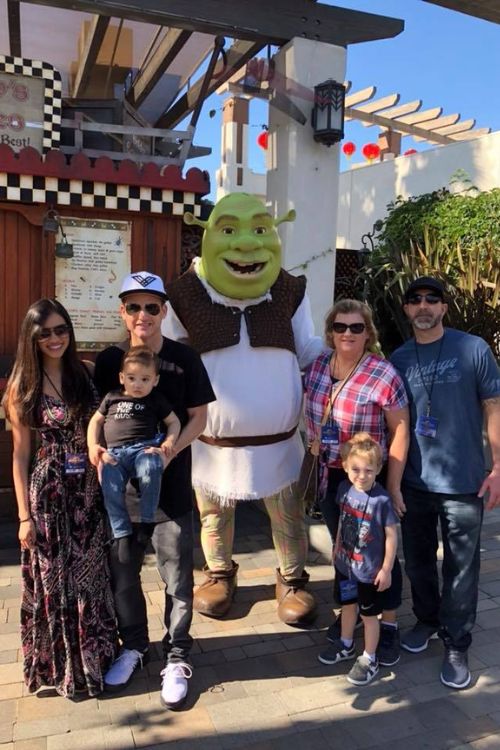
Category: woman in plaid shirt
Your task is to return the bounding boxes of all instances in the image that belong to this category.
[304,299,409,668]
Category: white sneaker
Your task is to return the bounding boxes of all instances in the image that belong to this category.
[160,662,193,709]
[104,648,148,692]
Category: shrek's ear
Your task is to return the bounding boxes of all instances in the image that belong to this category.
[184,212,207,228]
[275,209,296,226]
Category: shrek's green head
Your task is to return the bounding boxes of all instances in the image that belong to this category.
[184,192,295,299]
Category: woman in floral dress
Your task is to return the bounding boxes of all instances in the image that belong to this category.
[3,298,117,698]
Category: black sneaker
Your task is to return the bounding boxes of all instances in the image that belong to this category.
[347,655,379,686]
[376,623,400,666]
[401,622,438,653]
[440,647,471,689]
[327,611,363,643]
[318,638,356,665]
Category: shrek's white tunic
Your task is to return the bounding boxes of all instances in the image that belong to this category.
[162,262,324,503]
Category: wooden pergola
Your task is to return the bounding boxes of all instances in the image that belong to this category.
[2,1,404,167]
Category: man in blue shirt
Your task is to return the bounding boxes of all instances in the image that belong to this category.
[391,276,500,690]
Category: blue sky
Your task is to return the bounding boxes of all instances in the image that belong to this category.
[186,0,500,195]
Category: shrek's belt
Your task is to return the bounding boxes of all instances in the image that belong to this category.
[198,426,298,448]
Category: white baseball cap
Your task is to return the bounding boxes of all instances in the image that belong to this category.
[119,271,168,300]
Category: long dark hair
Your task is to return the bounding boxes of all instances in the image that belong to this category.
[3,299,93,426]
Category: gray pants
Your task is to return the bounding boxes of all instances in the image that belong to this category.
[109,511,194,662]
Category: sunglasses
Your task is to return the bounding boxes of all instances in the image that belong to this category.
[124,302,162,316]
[38,324,71,340]
[406,293,442,305]
[331,322,366,334]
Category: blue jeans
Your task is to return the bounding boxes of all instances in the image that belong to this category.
[101,437,164,538]
[401,484,484,650]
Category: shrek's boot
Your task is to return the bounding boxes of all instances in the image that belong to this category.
[275,569,317,626]
[194,561,239,618]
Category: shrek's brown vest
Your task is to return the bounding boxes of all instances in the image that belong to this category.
[166,266,306,355]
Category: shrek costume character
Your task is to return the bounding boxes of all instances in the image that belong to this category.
[163,193,323,626]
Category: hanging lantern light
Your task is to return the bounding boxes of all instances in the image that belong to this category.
[257,130,268,150]
[342,141,356,159]
[311,79,345,146]
[362,143,380,163]
[404,148,417,156]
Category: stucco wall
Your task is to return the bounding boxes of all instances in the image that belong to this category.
[336,130,500,251]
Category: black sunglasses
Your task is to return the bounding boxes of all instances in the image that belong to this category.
[331,322,366,334]
[124,302,162,316]
[38,324,71,340]
[406,293,442,305]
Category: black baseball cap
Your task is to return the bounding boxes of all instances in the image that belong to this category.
[404,276,445,302]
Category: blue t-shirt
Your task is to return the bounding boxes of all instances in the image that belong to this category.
[334,480,398,584]
[391,328,500,494]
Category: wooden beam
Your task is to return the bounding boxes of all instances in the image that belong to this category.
[449,128,491,140]
[7,0,21,57]
[435,118,475,135]
[156,39,265,129]
[412,113,460,130]
[21,0,404,46]
[422,0,500,25]
[355,93,400,114]
[128,28,192,107]
[398,107,443,125]
[361,99,421,127]
[72,15,110,97]
[345,86,377,108]
[345,106,454,145]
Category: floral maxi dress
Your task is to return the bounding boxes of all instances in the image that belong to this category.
[21,393,117,697]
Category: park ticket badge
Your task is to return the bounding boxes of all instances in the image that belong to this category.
[65,452,87,474]
[321,423,340,445]
[415,415,438,439]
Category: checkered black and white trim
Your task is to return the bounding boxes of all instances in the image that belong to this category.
[0,55,62,152]
[0,172,203,215]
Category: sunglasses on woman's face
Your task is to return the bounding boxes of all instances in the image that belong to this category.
[124,302,162,316]
[406,293,442,305]
[331,322,366,334]
[38,324,71,340]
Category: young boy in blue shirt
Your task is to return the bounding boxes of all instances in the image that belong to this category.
[318,433,398,685]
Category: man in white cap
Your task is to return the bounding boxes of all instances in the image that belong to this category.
[94,271,216,709]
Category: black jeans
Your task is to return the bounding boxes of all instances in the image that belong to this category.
[109,511,194,663]
[401,485,483,651]
[320,465,403,611]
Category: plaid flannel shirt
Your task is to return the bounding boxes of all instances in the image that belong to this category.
[304,351,408,472]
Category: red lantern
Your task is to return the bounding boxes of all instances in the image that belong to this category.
[342,141,356,159]
[257,130,268,150]
[362,143,380,162]
[404,148,417,156]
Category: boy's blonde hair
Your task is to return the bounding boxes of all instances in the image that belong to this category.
[340,432,383,472]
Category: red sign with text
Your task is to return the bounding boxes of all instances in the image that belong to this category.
[0,72,44,152]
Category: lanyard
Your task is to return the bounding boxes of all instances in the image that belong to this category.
[43,370,65,402]
[413,332,445,416]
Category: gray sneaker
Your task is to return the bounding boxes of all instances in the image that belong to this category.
[440,647,471,689]
[376,623,400,666]
[347,655,379,686]
[401,622,438,653]
[318,638,356,665]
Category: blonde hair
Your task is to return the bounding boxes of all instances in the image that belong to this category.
[340,432,383,472]
[324,299,379,351]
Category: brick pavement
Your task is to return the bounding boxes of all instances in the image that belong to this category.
[1,504,500,750]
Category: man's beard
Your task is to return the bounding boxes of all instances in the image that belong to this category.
[412,313,442,330]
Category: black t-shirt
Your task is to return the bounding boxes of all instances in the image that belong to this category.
[94,337,216,519]
[99,389,173,449]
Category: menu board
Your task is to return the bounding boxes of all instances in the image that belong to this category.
[0,72,45,152]
[55,218,131,349]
